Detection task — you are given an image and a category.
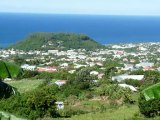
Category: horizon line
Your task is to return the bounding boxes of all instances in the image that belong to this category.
[1,11,160,17]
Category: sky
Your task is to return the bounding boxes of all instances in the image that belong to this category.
[0,0,160,16]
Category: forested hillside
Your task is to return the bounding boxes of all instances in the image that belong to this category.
[9,32,103,51]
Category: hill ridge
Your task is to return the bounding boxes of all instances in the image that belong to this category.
[9,32,103,51]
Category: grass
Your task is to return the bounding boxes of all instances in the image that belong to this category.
[51,105,160,120]
[68,105,138,120]
[5,79,44,93]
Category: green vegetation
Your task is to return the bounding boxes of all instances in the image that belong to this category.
[0,84,59,120]
[139,83,160,117]
[9,32,103,51]
[55,105,139,120]
[0,60,22,79]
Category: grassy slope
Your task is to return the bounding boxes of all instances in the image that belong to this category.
[52,105,160,120]
[64,105,138,120]
[6,79,43,93]
[4,80,160,120]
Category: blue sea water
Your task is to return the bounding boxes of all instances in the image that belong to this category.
[0,13,160,47]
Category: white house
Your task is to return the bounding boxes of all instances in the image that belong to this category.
[136,62,154,68]
[60,63,69,68]
[55,80,67,87]
[121,64,134,71]
[21,64,36,71]
[112,75,144,82]
[90,71,99,76]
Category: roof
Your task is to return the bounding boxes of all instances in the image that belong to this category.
[112,75,144,82]
[118,84,137,92]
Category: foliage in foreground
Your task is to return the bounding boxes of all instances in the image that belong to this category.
[0,60,22,79]
[0,81,17,99]
[139,83,160,117]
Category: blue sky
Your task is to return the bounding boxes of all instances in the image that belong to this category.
[0,0,160,15]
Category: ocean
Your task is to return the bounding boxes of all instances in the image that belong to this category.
[0,13,160,47]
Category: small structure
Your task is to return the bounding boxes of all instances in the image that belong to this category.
[55,80,67,87]
[55,101,64,110]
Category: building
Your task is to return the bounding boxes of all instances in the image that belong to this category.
[21,64,36,71]
[55,80,67,87]
[112,75,144,82]
[55,101,64,110]
[37,66,57,72]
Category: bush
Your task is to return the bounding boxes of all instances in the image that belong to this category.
[0,85,59,119]
[124,79,142,87]
[22,70,39,78]
[139,93,160,117]
[96,84,134,104]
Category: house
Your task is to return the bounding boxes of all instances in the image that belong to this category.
[55,80,67,87]
[112,75,144,82]
[68,70,76,74]
[37,66,57,72]
[48,50,59,54]
[98,73,104,79]
[136,62,154,68]
[118,84,137,92]
[121,64,134,71]
[55,101,64,110]
[60,63,69,68]
[143,66,154,71]
[90,71,99,76]
[21,64,36,71]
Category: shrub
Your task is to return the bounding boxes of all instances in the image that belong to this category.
[22,70,39,78]
[0,85,59,119]
[139,93,160,117]
[96,84,134,104]
[124,79,142,87]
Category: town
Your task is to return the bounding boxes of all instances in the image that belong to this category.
[0,42,160,120]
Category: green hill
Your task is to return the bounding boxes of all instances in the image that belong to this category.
[0,61,22,79]
[9,32,103,51]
